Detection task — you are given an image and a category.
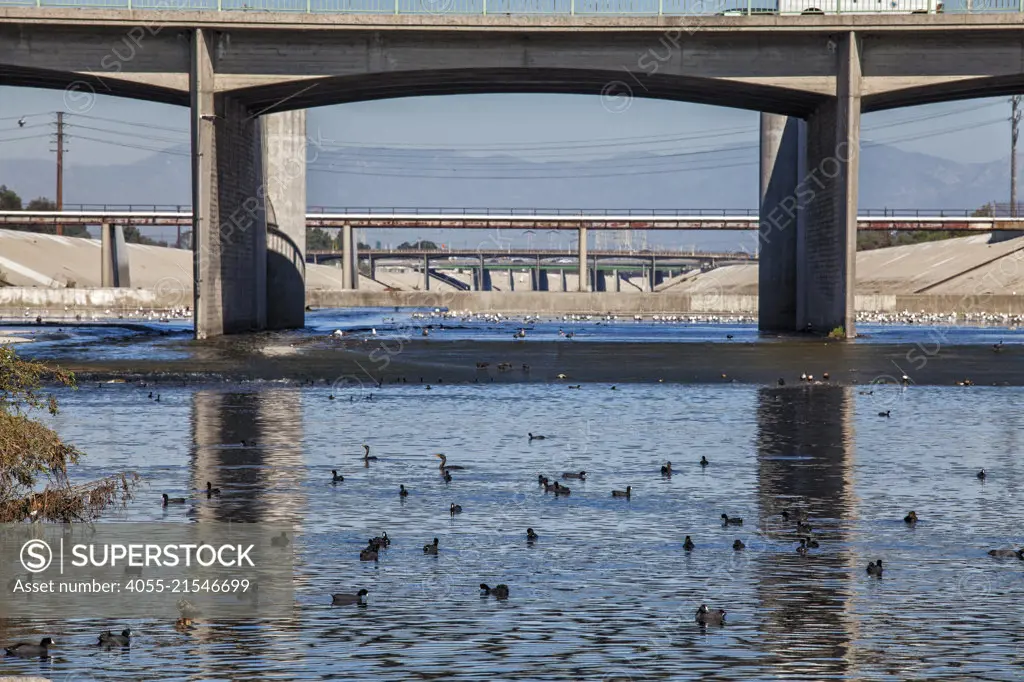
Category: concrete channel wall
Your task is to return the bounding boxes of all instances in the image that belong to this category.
[6,287,1024,317]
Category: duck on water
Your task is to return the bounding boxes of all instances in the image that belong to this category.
[4,637,54,658]
[332,589,368,606]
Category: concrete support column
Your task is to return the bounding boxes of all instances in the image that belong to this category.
[191,28,266,339]
[799,32,861,338]
[100,222,130,288]
[578,226,589,292]
[560,269,567,292]
[613,268,620,292]
[508,268,515,291]
[423,255,429,291]
[351,232,359,290]
[758,112,802,332]
[368,256,376,282]
[533,258,548,291]
[341,223,355,289]
[477,255,492,291]
[263,110,306,330]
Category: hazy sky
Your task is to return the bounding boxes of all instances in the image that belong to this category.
[0,86,1013,169]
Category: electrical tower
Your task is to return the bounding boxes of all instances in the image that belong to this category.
[1012,96,1021,218]
[49,112,67,235]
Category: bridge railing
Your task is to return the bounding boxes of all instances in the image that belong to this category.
[57,204,984,218]
[62,204,192,212]
[0,0,1015,14]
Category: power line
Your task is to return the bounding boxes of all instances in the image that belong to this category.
[65,123,188,145]
[309,101,999,171]
[318,125,758,154]
[0,132,53,144]
[308,158,757,180]
[66,112,189,134]
[0,123,52,134]
[313,100,996,156]
[310,115,1009,180]
[0,111,51,122]
[71,135,190,156]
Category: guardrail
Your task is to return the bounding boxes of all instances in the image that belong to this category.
[61,205,994,218]
[4,210,1024,230]
[0,0,1013,15]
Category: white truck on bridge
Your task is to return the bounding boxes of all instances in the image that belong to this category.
[720,0,940,14]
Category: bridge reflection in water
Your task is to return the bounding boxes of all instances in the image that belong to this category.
[190,389,307,526]
[755,385,858,677]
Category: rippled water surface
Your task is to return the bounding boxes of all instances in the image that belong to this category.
[3,379,1024,680]
[6,307,1024,366]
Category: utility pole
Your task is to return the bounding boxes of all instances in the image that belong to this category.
[50,112,66,235]
[1012,96,1021,218]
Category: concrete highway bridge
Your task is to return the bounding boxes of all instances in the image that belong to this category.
[308,247,758,291]
[2,207,1021,292]
[5,8,1024,336]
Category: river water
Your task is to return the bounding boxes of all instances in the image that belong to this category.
[2,318,1024,680]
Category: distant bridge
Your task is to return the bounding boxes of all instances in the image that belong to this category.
[1,207,1022,232]
[307,247,756,262]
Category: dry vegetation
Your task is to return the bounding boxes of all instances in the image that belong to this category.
[0,345,138,522]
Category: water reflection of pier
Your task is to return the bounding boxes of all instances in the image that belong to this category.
[190,389,306,525]
[187,388,308,668]
[755,385,858,677]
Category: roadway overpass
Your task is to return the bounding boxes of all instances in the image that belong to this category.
[308,247,757,291]
[5,9,1024,336]
[2,208,1020,293]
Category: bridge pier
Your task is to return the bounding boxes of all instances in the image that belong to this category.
[423,255,429,291]
[532,258,548,291]
[799,32,860,338]
[341,223,355,289]
[191,28,265,338]
[476,255,492,291]
[100,222,130,288]
[190,29,307,339]
[264,109,307,330]
[758,112,802,333]
[758,32,860,339]
[578,227,589,292]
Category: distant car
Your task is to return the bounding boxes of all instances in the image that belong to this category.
[719,0,941,13]
[716,7,775,14]
[777,0,940,13]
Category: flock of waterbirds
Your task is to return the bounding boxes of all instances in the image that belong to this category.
[4,435,1015,660]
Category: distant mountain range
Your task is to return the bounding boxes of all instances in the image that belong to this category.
[0,142,1009,251]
